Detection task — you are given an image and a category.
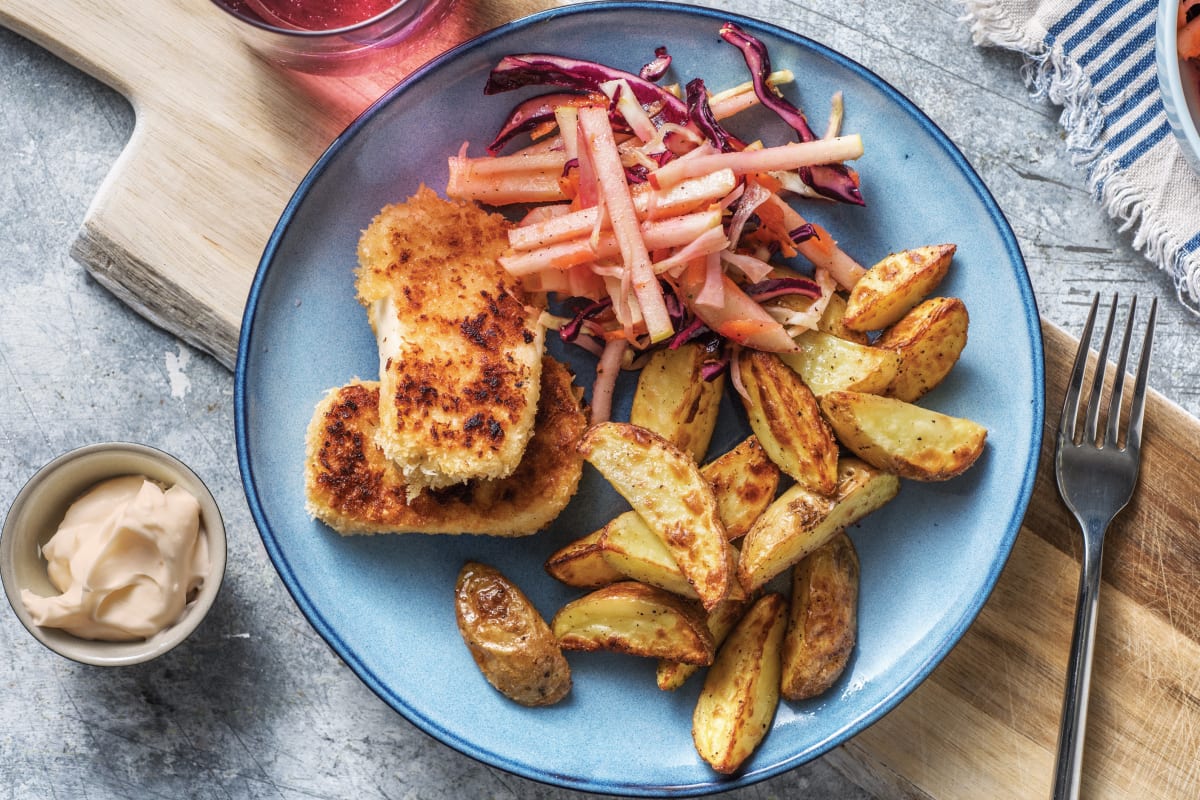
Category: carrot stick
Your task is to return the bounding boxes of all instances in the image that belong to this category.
[579,106,674,342]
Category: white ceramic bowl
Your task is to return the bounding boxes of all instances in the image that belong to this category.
[1158,0,1200,172]
[0,442,226,666]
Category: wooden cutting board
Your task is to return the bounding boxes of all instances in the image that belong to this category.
[830,321,1200,799]
[5,1,1200,797]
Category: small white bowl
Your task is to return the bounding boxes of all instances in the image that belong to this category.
[1157,0,1200,173]
[0,442,227,666]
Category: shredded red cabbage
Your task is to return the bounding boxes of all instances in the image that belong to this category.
[802,164,864,206]
[667,321,726,382]
[486,91,598,155]
[662,282,689,331]
[699,352,730,382]
[685,78,746,153]
[640,47,672,81]
[485,53,689,125]
[741,277,823,302]
[717,24,817,137]
[668,315,710,349]
[718,23,865,206]
[624,164,650,184]
[645,149,674,167]
[789,223,816,243]
[560,297,614,342]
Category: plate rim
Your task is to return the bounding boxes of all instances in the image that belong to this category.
[234,2,1046,795]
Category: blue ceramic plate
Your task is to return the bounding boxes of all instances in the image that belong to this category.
[235,3,1043,795]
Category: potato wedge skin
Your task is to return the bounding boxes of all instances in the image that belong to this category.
[876,297,969,402]
[455,562,571,707]
[544,529,624,588]
[738,458,898,593]
[692,592,787,774]
[737,349,839,495]
[819,390,987,481]
[843,244,956,332]
[630,342,725,462]
[578,422,729,610]
[779,329,901,396]
[781,532,859,700]
[701,436,780,540]
[552,581,715,665]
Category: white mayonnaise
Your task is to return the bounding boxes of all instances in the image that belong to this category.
[21,475,209,641]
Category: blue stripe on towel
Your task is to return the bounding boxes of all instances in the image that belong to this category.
[1108,103,1163,151]
[1103,75,1157,126]
[1086,16,1154,78]
[1046,0,1104,44]
[1115,119,1171,170]
[1099,50,1157,106]
[1075,0,1156,70]
[1061,0,1134,53]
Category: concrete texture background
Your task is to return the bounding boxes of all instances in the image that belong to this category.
[2,1,1198,797]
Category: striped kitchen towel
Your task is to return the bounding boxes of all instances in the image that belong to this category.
[962,0,1200,313]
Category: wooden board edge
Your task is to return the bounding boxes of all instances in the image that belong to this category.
[825,742,937,800]
[72,222,239,369]
[0,8,134,98]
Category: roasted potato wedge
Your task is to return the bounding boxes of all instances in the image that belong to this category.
[552,581,715,665]
[630,342,726,462]
[578,422,729,610]
[692,592,787,774]
[779,330,901,396]
[455,562,571,707]
[817,291,869,344]
[600,515,746,602]
[544,528,624,588]
[702,436,780,540]
[738,458,898,593]
[876,297,969,402]
[591,436,773,600]
[819,390,987,481]
[599,512,696,598]
[843,244,956,332]
[736,349,839,495]
[657,595,751,691]
[780,532,859,700]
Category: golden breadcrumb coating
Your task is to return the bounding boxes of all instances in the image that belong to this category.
[304,357,586,536]
[355,185,545,495]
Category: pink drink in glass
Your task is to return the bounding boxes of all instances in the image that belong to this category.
[229,0,400,30]
[213,0,451,74]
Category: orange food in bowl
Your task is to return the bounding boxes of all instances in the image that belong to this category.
[1182,0,1200,59]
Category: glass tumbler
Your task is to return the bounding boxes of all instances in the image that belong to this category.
[211,0,453,75]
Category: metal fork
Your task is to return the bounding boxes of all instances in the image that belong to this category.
[1051,293,1156,800]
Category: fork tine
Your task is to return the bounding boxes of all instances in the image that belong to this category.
[1083,295,1119,445]
[1103,295,1138,447]
[1060,293,1100,441]
[1125,296,1157,453]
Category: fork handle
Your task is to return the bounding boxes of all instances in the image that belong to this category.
[1051,524,1107,800]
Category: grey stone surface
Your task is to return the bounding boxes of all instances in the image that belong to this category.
[2,1,1198,798]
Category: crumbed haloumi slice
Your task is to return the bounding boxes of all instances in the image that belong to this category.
[355,186,545,494]
[304,357,587,536]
